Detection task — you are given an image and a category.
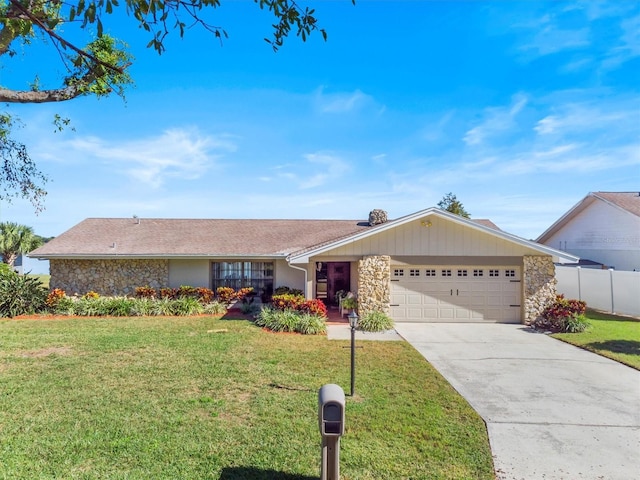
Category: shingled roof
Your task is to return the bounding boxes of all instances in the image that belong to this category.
[29,218,371,258]
[29,212,508,260]
[593,192,640,217]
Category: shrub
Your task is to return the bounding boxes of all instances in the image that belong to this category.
[295,313,327,335]
[170,297,204,316]
[534,295,589,332]
[177,285,197,298]
[533,295,589,332]
[135,286,157,299]
[299,299,328,318]
[236,287,254,301]
[358,311,394,332]
[255,307,298,332]
[131,298,155,316]
[160,288,178,299]
[255,307,326,335]
[51,296,75,315]
[341,297,357,311]
[151,297,175,316]
[271,293,304,311]
[46,288,67,308]
[564,314,590,333]
[274,286,303,296]
[194,287,215,303]
[73,297,105,316]
[271,295,327,318]
[203,301,227,315]
[216,287,236,306]
[102,297,136,316]
[542,294,586,322]
[0,270,47,318]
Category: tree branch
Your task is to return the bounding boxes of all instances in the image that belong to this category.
[8,0,124,75]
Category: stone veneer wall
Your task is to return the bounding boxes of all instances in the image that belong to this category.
[357,255,391,317]
[523,255,556,325]
[50,259,169,296]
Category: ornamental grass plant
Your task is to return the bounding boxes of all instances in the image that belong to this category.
[358,310,395,332]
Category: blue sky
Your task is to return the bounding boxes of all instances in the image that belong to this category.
[2,0,639,273]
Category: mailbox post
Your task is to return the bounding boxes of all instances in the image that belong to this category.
[318,384,345,480]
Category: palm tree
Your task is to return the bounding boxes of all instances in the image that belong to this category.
[0,222,43,267]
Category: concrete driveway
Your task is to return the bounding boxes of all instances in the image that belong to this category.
[394,323,640,480]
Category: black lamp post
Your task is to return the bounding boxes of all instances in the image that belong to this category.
[348,310,359,397]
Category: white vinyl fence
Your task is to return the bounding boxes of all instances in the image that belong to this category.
[555,266,640,317]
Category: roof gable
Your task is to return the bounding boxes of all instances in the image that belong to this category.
[289,207,577,263]
[537,192,640,243]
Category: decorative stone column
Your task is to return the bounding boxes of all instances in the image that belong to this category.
[357,255,391,317]
[523,255,556,325]
[50,259,169,296]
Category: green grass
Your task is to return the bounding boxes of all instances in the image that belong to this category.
[26,274,50,289]
[0,316,494,479]
[553,309,640,370]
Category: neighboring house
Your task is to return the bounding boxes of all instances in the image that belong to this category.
[13,254,23,275]
[537,192,640,271]
[29,207,577,324]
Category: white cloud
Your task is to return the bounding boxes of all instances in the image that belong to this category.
[521,26,590,56]
[463,94,527,146]
[602,13,640,69]
[534,101,636,136]
[64,128,235,188]
[313,87,375,114]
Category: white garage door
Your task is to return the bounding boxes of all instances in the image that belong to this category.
[389,266,521,323]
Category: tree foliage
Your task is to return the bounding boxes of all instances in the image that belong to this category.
[0,221,44,266]
[437,192,471,218]
[0,0,344,211]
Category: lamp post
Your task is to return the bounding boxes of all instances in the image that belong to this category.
[348,310,359,397]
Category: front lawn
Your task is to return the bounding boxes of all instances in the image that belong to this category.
[553,309,640,370]
[0,316,494,479]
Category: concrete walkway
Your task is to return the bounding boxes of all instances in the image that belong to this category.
[394,323,640,480]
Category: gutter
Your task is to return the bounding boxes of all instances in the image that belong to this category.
[287,258,309,299]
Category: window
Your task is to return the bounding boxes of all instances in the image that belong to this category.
[473,269,484,277]
[457,269,468,277]
[441,269,452,277]
[505,269,516,278]
[393,268,405,277]
[409,269,420,277]
[211,261,274,296]
[425,269,436,277]
[489,269,499,277]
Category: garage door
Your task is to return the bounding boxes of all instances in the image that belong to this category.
[389,266,521,323]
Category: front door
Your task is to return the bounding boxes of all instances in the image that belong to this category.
[327,262,350,306]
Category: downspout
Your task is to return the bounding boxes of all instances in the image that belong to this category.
[287,256,310,299]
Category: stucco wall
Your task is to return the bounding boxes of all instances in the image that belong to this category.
[357,255,390,317]
[523,255,556,325]
[168,259,210,288]
[275,259,306,291]
[50,259,169,296]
